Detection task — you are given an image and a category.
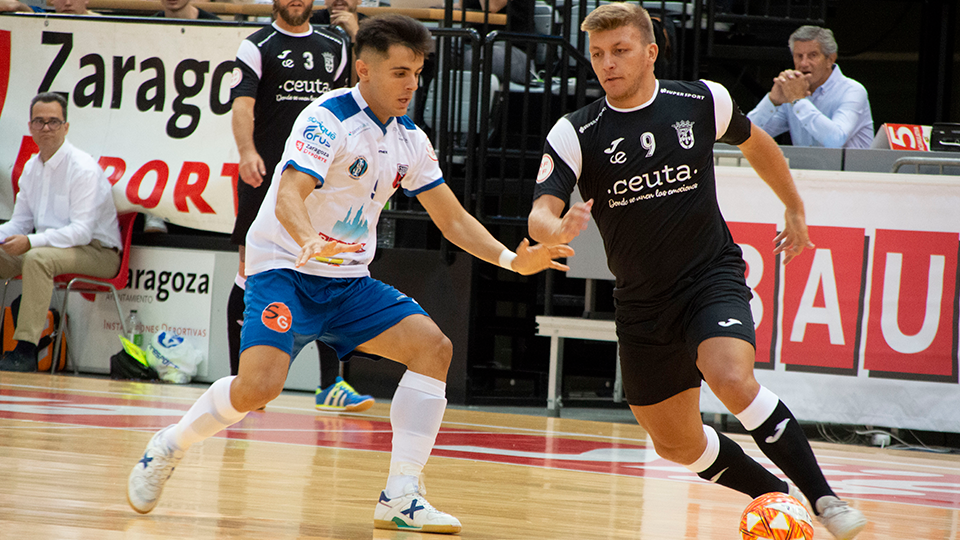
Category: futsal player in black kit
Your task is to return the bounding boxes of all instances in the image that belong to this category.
[528,4,867,539]
[229,0,373,411]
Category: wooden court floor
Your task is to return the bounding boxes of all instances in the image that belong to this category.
[1,373,959,540]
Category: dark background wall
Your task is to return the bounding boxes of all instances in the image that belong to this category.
[698,0,959,128]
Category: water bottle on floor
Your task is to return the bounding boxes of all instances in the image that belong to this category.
[125,310,143,347]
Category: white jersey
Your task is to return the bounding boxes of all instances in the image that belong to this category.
[245,86,444,278]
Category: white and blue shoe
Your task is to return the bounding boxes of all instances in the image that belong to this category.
[373,484,461,534]
[127,425,183,514]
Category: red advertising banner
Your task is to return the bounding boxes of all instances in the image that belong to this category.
[865,230,958,380]
[780,226,868,373]
[728,221,778,368]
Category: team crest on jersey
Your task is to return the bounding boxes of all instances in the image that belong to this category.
[349,156,369,179]
[322,52,335,73]
[672,120,695,149]
[393,164,409,188]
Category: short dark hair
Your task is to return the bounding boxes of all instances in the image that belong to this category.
[30,92,68,121]
[355,14,433,59]
[581,3,655,47]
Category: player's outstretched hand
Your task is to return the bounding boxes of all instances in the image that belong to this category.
[295,237,362,268]
[510,238,575,276]
[773,208,815,265]
[557,199,593,244]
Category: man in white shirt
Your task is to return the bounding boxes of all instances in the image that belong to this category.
[747,25,874,149]
[0,93,121,372]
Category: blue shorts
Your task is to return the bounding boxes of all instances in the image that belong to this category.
[240,268,429,360]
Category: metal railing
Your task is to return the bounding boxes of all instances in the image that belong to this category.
[891,156,960,175]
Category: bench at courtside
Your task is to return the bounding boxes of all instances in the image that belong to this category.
[535,316,623,417]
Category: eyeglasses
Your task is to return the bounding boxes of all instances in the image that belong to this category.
[30,118,64,130]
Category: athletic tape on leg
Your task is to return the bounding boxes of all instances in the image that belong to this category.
[398,370,446,397]
[685,424,721,474]
[735,386,780,432]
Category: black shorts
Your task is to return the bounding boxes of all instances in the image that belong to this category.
[616,260,756,406]
[230,162,276,246]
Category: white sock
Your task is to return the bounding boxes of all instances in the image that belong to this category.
[385,370,446,498]
[166,376,247,452]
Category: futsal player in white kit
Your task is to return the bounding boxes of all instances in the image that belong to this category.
[128,14,573,534]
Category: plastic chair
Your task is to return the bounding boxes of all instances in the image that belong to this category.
[50,212,137,374]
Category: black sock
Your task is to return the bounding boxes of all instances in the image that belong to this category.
[14,340,36,357]
[698,430,788,498]
[227,284,245,376]
[318,341,340,389]
[749,401,835,511]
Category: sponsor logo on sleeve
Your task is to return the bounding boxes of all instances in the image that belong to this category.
[230,67,243,88]
[295,140,329,163]
[425,139,438,162]
[262,302,292,333]
[302,118,337,147]
[536,154,554,184]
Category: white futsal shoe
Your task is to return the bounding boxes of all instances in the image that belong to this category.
[127,425,183,514]
[815,495,868,540]
[374,483,462,534]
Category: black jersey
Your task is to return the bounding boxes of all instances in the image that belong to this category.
[230,23,349,172]
[534,79,752,305]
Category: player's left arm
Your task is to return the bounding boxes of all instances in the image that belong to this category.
[738,124,815,264]
[416,183,573,275]
[707,79,814,265]
[275,167,361,267]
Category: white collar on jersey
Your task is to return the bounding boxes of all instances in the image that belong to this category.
[605,79,660,113]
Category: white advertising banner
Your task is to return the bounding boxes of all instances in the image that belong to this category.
[0,15,253,232]
[711,166,960,433]
[65,246,215,377]
[572,166,960,432]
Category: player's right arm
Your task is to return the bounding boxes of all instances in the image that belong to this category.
[275,167,361,268]
[231,39,267,187]
[528,195,592,245]
[528,117,593,245]
[232,96,266,188]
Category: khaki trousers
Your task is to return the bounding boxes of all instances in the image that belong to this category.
[0,241,121,345]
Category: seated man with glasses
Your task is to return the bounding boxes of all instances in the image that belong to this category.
[0,92,122,372]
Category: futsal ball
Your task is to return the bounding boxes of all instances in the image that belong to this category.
[740,492,814,540]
